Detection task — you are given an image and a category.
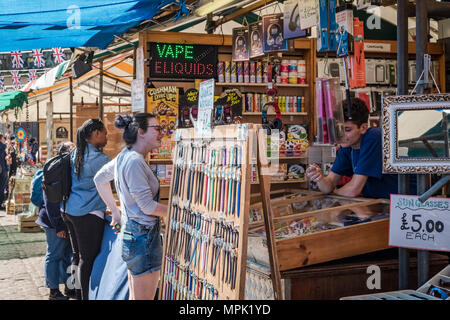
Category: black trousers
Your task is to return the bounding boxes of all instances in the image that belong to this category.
[63,213,104,300]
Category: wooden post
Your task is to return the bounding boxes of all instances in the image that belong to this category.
[256,127,283,300]
[99,60,104,120]
[70,76,74,142]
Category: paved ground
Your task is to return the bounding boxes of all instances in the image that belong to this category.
[0,210,52,300]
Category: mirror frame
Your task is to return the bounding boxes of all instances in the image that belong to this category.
[382,94,450,174]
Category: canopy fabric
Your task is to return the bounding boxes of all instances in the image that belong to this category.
[0,90,28,111]
[21,60,71,92]
[0,0,179,51]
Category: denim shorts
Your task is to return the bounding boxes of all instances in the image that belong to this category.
[121,218,162,276]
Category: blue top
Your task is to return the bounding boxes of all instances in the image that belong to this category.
[64,143,111,216]
[331,127,399,199]
[36,192,67,233]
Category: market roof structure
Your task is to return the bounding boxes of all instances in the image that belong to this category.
[0,0,182,52]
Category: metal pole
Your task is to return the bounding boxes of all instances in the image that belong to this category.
[36,100,40,163]
[397,0,410,290]
[70,76,73,142]
[416,0,430,288]
[417,175,430,287]
[99,60,104,120]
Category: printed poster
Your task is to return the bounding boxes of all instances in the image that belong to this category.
[249,22,264,59]
[146,86,179,159]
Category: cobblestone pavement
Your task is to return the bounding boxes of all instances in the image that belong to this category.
[0,210,50,300]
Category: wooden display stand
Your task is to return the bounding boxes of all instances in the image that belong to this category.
[160,123,255,300]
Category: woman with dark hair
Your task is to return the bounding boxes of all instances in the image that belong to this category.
[94,113,167,300]
[63,118,110,300]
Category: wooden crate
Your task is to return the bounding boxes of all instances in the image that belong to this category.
[6,201,15,215]
[18,215,42,233]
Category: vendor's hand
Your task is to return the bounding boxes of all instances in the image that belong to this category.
[306,164,323,182]
[56,231,66,238]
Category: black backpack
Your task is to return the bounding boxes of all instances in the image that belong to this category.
[42,152,72,205]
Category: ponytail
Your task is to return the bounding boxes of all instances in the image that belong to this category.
[74,118,105,179]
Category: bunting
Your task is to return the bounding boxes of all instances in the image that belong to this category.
[28,69,38,81]
[11,51,24,69]
[11,70,21,90]
[52,47,66,64]
[32,49,45,68]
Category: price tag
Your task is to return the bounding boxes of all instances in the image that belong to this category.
[196,78,215,139]
[389,194,450,252]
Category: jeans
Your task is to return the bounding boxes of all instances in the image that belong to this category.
[43,227,72,289]
[121,218,162,276]
[63,213,104,300]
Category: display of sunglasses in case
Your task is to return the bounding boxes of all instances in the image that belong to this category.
[247,193,391,271]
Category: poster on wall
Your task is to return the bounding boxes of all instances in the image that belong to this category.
[196,79,215,138]
[283,0,310,39]
[232,27,250,61]
[262,14,288,53]
[131,79,146,112]
[146,86,179,158]
[179,88,198,128]
[249,22,264,59]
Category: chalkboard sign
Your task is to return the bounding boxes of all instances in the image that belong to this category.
[148,42,218,79]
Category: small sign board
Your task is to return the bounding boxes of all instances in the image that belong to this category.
[196,78,215,138]
[131,79,145,112]
[389,194,450,252]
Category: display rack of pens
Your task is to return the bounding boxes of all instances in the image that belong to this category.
[160,124,255,300]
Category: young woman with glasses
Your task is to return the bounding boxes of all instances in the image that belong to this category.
[94,113,168,300]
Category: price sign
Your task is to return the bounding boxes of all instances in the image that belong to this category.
[195,78,215,138]
[389,194,450,252]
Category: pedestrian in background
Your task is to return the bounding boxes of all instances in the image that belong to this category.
[34,141,75,300]
[62,119,110,300]
[0,134,8,210]
[94,113,167,300]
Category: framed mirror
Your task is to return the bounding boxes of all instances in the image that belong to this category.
[382,94,450,174]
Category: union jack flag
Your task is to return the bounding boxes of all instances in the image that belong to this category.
[11,70,21,90]
[0,76,5,92]
[11,51,24,69]
[52,47,66,64]
[32,49,45,68]
[28,69,38,81]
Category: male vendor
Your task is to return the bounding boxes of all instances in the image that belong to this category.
[306,97,401,199]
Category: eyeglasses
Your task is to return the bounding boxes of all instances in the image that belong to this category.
[147,125,164,133]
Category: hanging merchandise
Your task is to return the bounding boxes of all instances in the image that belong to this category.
[11,70,21,90]
[262,14,288,53]
[316,78,345,144]
[232,27,250,62]
[180,88,198,128]
[51,47,66,64]
[11,51,24,69]
[147,86,179,159]
[283,0,310,39]
[349,18,366,88]
[248,21,264,59]
[335,2,354,36]
[160,124,254,300]
[31,49,45,68]
[215,89,243,125]
[317,0,338,53]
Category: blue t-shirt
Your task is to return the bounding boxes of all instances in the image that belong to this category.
[331,127,398,199]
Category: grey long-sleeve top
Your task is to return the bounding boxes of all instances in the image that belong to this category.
[94,148,160,226]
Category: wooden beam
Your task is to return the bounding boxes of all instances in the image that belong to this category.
[213,0,278,29]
